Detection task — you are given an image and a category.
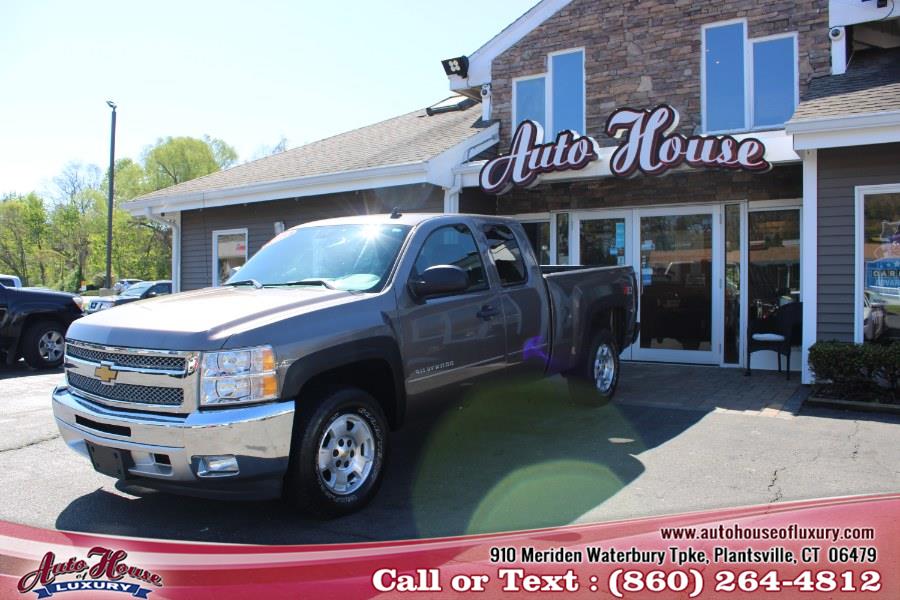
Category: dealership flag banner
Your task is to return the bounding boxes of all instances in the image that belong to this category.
[1,494,897,599]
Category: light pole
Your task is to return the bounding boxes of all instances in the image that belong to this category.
[105,100,117,290]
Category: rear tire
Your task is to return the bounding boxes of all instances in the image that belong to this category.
[21,321,66,369]
[568,329,619,406]
[284,386,388,518]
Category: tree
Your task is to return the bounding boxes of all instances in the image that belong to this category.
[53,162,102,212]
[143,136,237,191]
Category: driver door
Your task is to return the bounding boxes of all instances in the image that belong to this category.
[398,223,506,395]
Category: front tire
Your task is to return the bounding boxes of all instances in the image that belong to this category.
[21,321,66,369]
[284,386,387,518]
[568,329,620,406]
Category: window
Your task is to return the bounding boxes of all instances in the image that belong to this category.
[551,50,585,135]
[521,221,551,264]
[213,229,248,286]
[704,22,746,132]
[748,209,801,321]
[483,224,528,285]
[414,225,487,293]
[752,36,797,128]
[514,76,546,132]
[702,21,797,132]
[513,49,586,139]
[857,189,900,344]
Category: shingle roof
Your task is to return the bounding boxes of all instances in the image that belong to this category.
[791,48,900,121]
[133,97,487,201]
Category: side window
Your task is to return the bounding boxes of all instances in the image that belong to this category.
[483,224,528,286]
[414,225,487,293]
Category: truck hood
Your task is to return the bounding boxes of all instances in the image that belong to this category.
[66,286,361,351]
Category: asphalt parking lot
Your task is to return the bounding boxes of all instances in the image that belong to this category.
[1,362,899,545]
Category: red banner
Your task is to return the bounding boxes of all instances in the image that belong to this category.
[1,494,897,599]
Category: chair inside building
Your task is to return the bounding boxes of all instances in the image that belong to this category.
[745,301,803,380]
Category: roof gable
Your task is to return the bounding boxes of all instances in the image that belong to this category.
[447,0,573,91]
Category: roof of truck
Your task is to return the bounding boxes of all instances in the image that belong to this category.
[290,213,518,229]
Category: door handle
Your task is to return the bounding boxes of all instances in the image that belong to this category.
[477,304,500,320]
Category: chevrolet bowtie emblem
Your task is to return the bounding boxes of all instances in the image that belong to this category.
[94,363,118,385]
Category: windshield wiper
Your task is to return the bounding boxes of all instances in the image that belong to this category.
[226,279,263,289]
[276,279,338,290]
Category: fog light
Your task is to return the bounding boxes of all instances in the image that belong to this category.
[195,455,239,477]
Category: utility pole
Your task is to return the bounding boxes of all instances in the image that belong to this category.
[105,100,117,290]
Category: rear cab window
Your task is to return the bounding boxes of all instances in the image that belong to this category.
[413,224,488,293]
[483,224,528,286]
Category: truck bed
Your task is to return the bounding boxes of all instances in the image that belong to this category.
[540,264,638,375]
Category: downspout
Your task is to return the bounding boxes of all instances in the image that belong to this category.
[144,208,181,292]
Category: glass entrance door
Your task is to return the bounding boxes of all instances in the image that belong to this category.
[573,211,633,358]
[632,207,721,363]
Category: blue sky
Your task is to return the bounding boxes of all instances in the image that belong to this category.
[0,0,537,196]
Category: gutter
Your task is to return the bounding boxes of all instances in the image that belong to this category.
[125,161,429,216]
[144,209,181,293]
[785,109,900,135]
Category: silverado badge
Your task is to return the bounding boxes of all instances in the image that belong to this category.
[94,363,118,385]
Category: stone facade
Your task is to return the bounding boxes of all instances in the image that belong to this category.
[490,0,830,149]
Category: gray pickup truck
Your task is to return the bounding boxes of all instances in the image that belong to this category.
[53,213,637,516]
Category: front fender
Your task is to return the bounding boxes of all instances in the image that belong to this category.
[280,336,406,429]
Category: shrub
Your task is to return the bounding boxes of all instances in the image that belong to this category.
[808,340,899,403]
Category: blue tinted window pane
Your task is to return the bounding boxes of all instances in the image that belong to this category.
[753,37,795,128]
[705,22,745,131]
[551,51,585,135]
[515,77,546,131]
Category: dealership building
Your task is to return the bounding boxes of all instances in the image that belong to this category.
[127,0,900,384]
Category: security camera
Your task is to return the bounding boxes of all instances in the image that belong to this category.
[481,84,491,97]
[829,27,844,41]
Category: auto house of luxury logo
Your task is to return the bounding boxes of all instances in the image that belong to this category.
[17,547,163,598]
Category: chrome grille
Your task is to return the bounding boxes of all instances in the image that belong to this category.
[67,372,183,406]
[66,343,186,371]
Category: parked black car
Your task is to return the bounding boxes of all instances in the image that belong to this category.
[83,280,172,314]
[0,283,83,369]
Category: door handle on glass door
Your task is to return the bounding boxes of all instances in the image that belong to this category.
[477,305,500,320]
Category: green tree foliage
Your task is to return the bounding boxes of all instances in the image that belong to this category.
[0,135,236,291]
[143,135,236,190]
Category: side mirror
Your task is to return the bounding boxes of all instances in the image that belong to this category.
[145,291,158,298]
[410,265,468,300]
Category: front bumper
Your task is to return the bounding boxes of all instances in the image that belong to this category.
[52,385,295,500]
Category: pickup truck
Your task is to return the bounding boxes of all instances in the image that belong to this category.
[1,283,83,368]
[53,213,637,516]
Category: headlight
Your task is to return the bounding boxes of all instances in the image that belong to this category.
[201,345,278,406]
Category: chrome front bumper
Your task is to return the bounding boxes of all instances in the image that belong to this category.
[52,385,295,500]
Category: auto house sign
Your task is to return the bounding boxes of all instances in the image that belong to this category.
[479,104,771,194]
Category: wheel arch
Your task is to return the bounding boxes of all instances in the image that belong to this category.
[281,337,406,430]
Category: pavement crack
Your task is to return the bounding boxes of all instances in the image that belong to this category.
[0,433,60,453]
[767,466,785,503]
[848,420,861,460]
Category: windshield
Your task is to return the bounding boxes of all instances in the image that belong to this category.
[120,281,153,297]
[228,224,411,292]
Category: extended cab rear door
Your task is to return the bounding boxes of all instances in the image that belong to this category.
[396,221,506,396]
[480,221,551,373]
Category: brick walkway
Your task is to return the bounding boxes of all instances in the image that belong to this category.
[615,362,808,418]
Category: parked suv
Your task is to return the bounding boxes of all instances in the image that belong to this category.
[53,214,637,516]
[0,274,22,289]
[84,280,172,313]
[0,283,83,368]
